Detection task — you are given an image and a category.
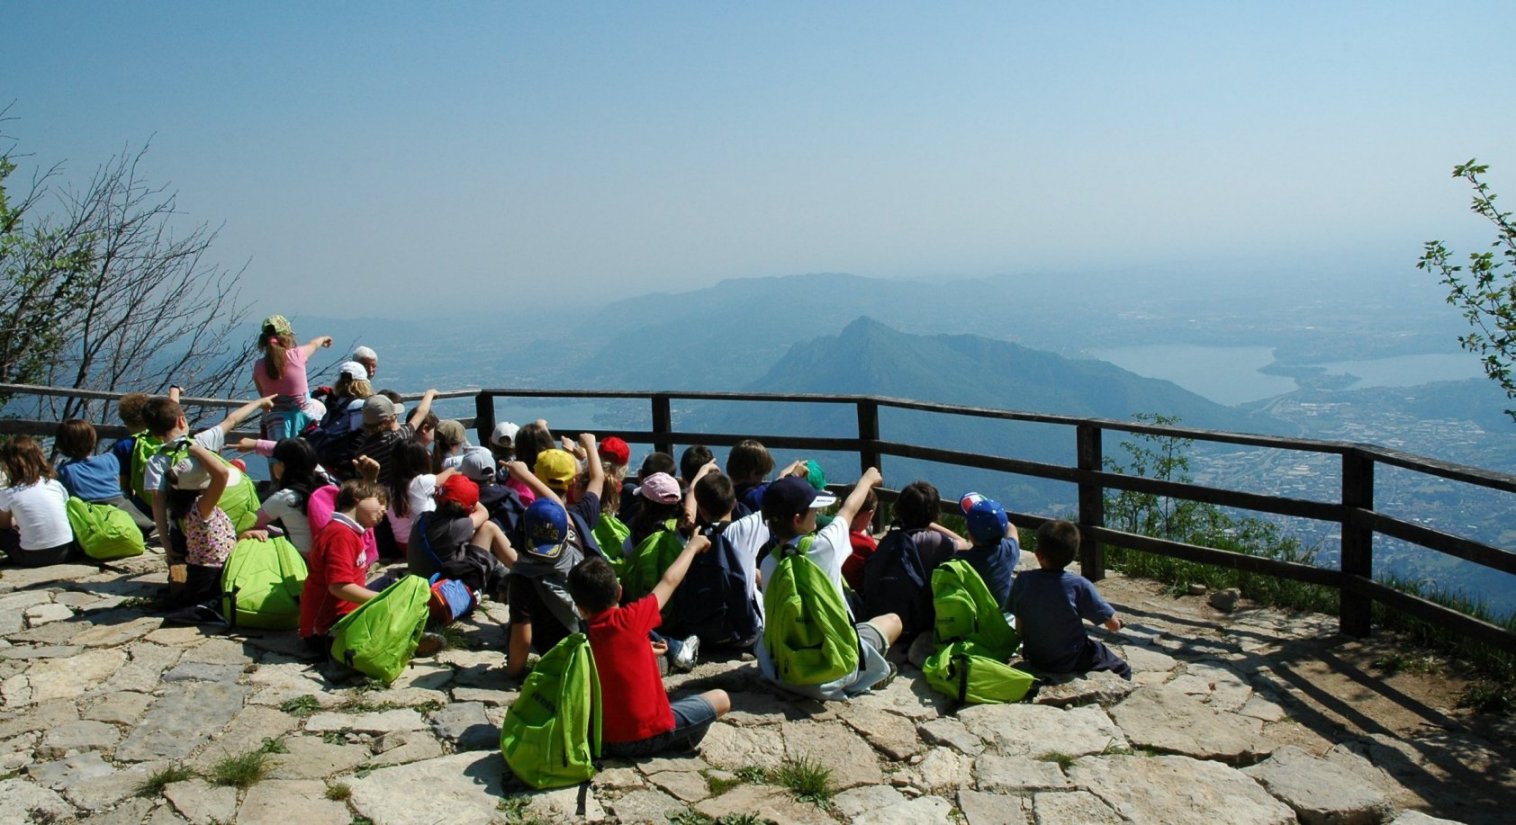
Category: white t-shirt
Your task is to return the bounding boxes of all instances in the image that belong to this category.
[723,511,771,605]
[757,513,849,597]
[142,427,240,495]
[261,488,315,557]
[385,473,437,544]
[0,479,73,550]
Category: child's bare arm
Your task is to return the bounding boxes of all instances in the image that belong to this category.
[216,395,276,435]
[682,459,719,526]
[652,533,711,610]
[505,460,561,506]
[834,467,882,526]
[300,335,335,359]
[579,433,604,504]
[188,443,229,520]
[406,389,438,431]
[929,521,973,551]
[329,582,379,604]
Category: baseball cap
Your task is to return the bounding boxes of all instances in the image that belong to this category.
[337,361,368,381]
[960,492,987,514]
[435,419,467,445]
[435,474,479,511]
[361,395,397,426]
[965,498,1009,543]
[803,459,827,491]
[490,421,520,448]
[761,475,837,521]
[638,472,680,504]
[261,314,294,337]
[459,448,496,483]
[534,449,578,489]
[169,456,212,490]
[523,499,569,559]
[598,436,630,467]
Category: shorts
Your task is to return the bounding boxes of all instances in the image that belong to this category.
[602,695,719,759]
[857,620,888,658]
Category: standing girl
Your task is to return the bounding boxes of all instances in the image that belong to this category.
[164,442,239,606]
[252,314,333,442]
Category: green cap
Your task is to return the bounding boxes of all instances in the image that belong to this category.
[261,314,294,337]
[804,459,826,491]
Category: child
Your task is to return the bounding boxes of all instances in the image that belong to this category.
[432,419,470,471]
[300,479,388,653]
[387,441,438,557]
[353,390,436,556]
[488,421,521,477]
[112,389,170,519]
[235,438,326,556]
[508,420,555,506]
[957,494,1021,610]
[408,474,517,594]
[55,419,154,531]
[142,393,273,575]
[757,469,901,700]
[839,482,879,592]
[0,436,74,566]
[251,315,333,441]
[725,439,774,517]
[618,451,676,524]
[1008,520,1130,680]
[568,537,732,758]
[892,480,971,570]
[163,442,240,606]
[678,445,714,492]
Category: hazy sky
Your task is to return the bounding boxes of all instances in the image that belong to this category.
[5,2,1514,319]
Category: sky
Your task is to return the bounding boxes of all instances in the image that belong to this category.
[4,2,1515,320]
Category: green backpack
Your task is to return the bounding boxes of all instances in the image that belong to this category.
[65,497,145,561]
[220,536,307,630]
[621,520,683,605]
[156,439,262,533]
[933,559,1019,659]
[591,512,631,579]
[923,640,1036,704]
[127,431,163,502]
[329,575,431,685]
[500,633,602,789]
[762,537,859,687]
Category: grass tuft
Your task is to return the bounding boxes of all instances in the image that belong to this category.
[325,783,352,801]
[136,764,195,798]
[733,765,768,784]
[771,756,834,806]
[1038,751,1077,770]
[280,695,321,717]
[209,749,271,789]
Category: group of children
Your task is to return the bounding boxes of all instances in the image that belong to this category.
[0,314,1131,758]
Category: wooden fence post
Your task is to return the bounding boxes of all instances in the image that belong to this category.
[1077,423,1105,581]
[473,392,495,451]
[1341,449,1375,637]
[651,394,674,457]
[856,399,881,477]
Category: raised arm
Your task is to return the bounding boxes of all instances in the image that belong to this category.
[834,467,882,527]
[188,443,230,521]
[300,335,335,359]
[682,459,719,528]
[506,460,561,507]
[406,389,438,431]
[216,395,276,435]
[652,533,710,610]
[578,433,604,504]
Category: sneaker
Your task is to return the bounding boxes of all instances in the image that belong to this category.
[671,634,700,673]
[413,632,446,658]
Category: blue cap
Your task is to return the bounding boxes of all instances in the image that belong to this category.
[523,499,569,558]
[965,498,1008,543]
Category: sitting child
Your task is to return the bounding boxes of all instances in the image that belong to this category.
[567,536,732,758]
[0,435,75,566]
[839,482,879,592]
[957,493,1021,610]
[407,473,517,594]
[300,479,388,654]
[54,419,154,531]
[162,442,241,606]
[757,470,902,700]
[1008,520,1130,680]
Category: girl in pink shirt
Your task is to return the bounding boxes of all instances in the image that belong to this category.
[252,314,333,441]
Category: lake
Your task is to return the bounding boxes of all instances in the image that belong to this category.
[1089,346,1484,406]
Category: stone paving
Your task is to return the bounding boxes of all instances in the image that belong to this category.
[1,554,1512,824]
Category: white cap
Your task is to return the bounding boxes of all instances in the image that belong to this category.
[337,360,368,381]
[490,421,520,447]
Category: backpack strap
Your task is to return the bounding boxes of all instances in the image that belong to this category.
[955,649,970,704]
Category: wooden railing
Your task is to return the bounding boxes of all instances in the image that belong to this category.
[3,382,1514,654]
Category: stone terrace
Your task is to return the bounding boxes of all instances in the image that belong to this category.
[1,553,1511,825]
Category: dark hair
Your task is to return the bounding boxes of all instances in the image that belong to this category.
[679,445,714,482]
[55,419,99,460]
[514,421,555,475]
[336,479,388,510]
[693,471,736,521]
[893,480,940,530]
[568,557,620,615]
[637,451,676,480]
[0,436,53,487]
[260,329,296,381]
[143,397,183,437]
[726,439,773,482]
[629,497,680,548]
[389,440,432,518]
[118,393,150,431]
[270,438,320,512]
[839,483,878,515]
[1036,519,1080,569]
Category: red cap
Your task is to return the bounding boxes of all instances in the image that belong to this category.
[435,474,479,511]
[598,436,631,466]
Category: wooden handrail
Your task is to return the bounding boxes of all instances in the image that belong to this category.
[3,382,1513,653]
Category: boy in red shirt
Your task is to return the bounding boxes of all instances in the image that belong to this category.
[300,479,389,655]
[566,533,731,757]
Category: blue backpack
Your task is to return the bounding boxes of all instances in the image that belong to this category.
[860,528,933,637]
[673,522,761,647]
[479,483,527,553]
